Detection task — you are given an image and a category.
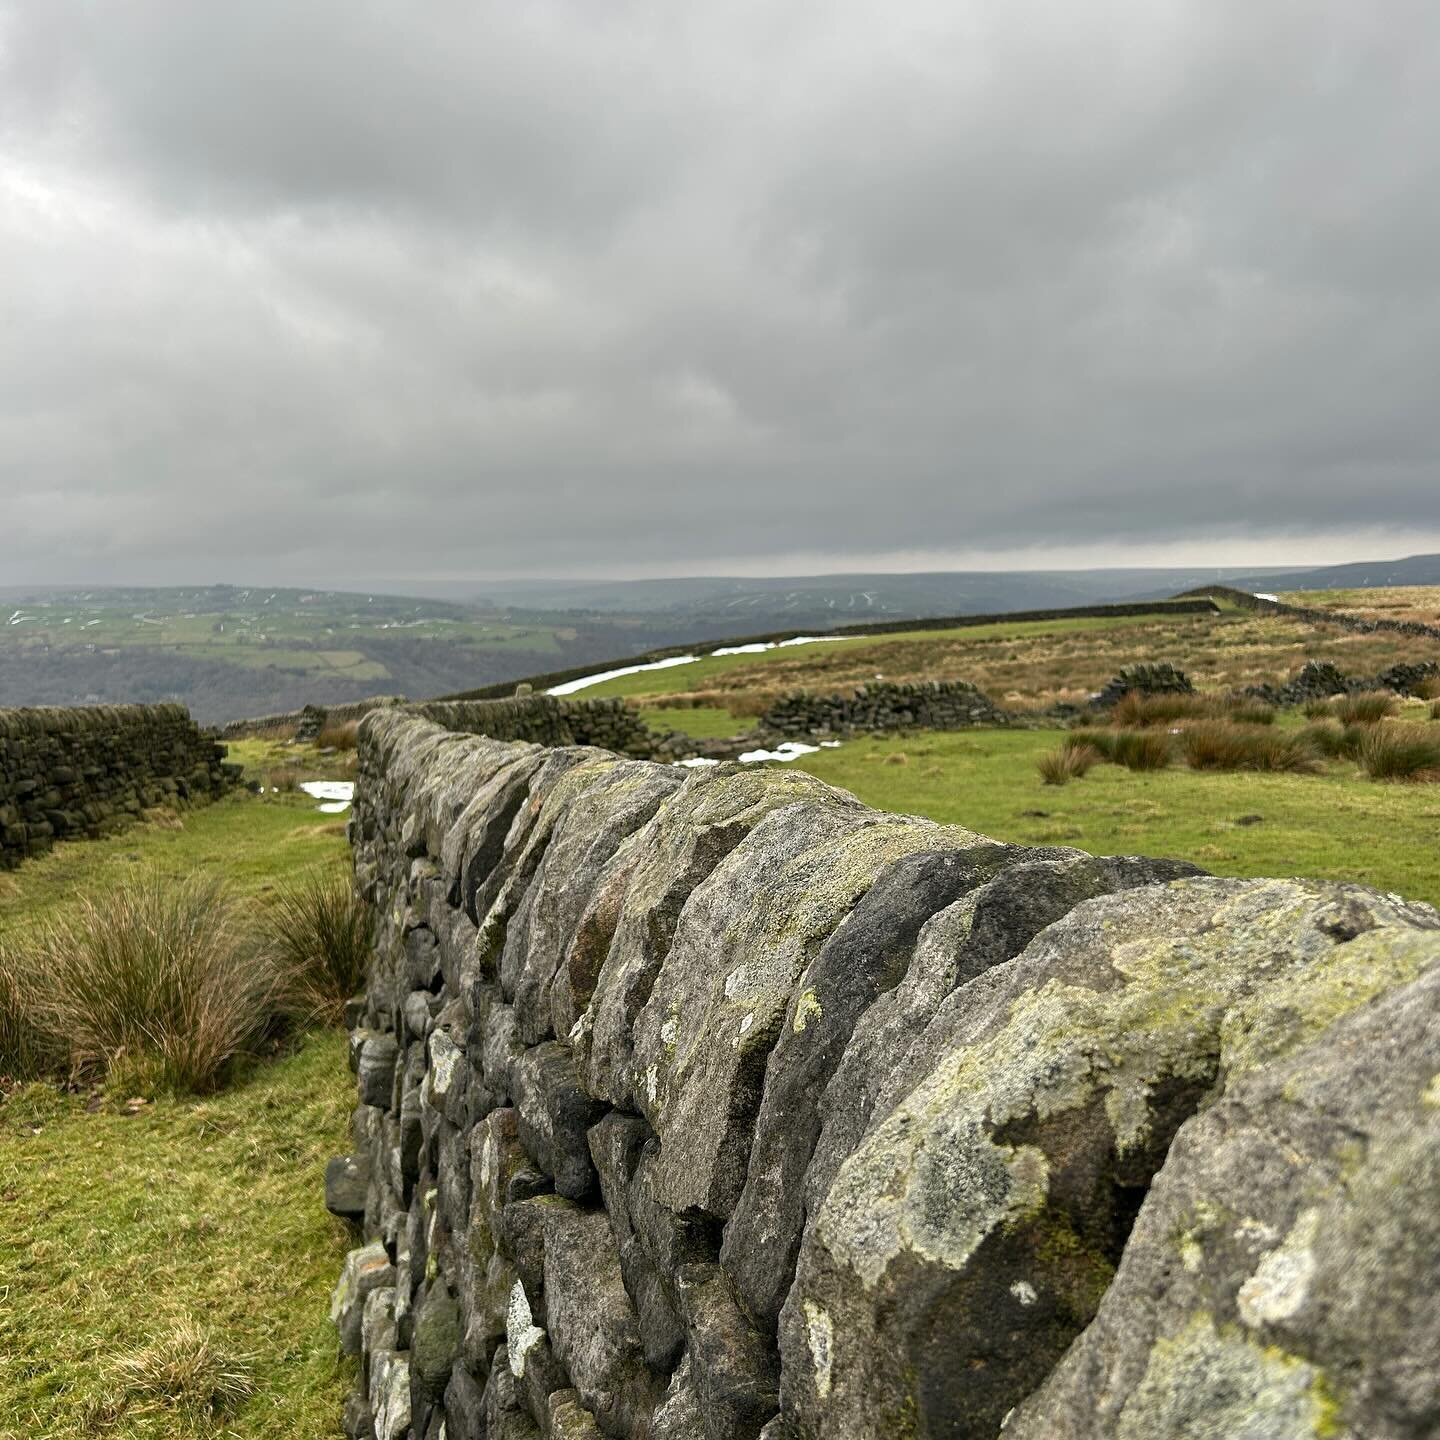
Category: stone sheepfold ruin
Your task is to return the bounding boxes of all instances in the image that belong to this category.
[331,707,1440,1439]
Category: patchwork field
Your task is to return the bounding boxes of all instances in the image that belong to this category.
[0,585,692,724]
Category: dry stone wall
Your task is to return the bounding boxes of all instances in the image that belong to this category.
[0,703,236,869]
[761,680,1008,738]
[332,709,1440,1440]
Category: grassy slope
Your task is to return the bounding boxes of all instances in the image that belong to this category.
[0,789,356,1438]
[790,727,1440,909]
[0,1032,354,1440]
[0,791,349,940]
[575,606,1440,726]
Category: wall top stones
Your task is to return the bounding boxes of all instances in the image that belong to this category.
[331,708,1440,1440]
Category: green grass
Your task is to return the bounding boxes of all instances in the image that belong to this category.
[639,705,753,738]
[0,793,350,939]
[0,791,357,1436]
[790,729,1440,909]
[0,1029,355,1439]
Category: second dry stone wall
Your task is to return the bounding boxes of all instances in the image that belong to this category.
[331,709,1440,1440]
[0,703,236,868]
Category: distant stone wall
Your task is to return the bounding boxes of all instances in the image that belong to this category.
[761,679,1008,737]
[1184,583,1440,643]
[220,696,407,740]
[0,704,236,869]
[222,694,659,758]
[409,697,657,758]
[329,709,1440,1440]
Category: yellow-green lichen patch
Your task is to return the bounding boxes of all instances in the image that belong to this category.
[1115,1315,1337,1440]
[1220,928,1440,1082]
[793,988,823,1033]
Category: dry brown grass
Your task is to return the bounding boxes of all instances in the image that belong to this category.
[1177,723,1323,774]
[1037,743,1103,785]
[1286,585,1440,627]
[260,866,371,1024]
[1432,700,1440,722]
[315,719,360,751]
[1330,691,1399,725]
[1358,724,1440,781]
[11,872,292,1092]
[614,610,1440,714]
[1109,692,1275,727]
[92,1319,255,1424]
[1415,677,1440,701]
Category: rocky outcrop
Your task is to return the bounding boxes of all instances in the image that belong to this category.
[0,703,237,868]
[332,709,1440,1439]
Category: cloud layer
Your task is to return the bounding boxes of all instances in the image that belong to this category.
[3,1,1438,585]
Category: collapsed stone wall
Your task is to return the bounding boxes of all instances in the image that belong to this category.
[331,710,1440,1440]
[761,680,1008,738]
[0,703,236,869]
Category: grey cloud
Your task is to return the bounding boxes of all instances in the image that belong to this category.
[1,0,1438,586]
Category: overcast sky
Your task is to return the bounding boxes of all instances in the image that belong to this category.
[2,2,1438,587]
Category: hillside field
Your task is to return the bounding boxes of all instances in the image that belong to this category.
[563,590,1440,908]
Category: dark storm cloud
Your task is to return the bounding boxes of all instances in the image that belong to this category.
[2,0,1439,585]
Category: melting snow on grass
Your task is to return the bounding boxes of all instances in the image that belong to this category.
[674,740,842,768]
[548,654,700,696]
[548,635,848,696]
[300,780,354,813]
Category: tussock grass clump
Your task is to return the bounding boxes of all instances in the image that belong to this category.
[1225,700,1277,726]
[1068,727,1172,770]
[100,1319,255,1422]
[1303,699,1335,720]
[1179,722,1322,774]
[1037,743,1102,785]
[1358,724,1440,781]
[1415,677,1440,701]
[1109,691,1274,727]
[261,866,371,1024]
[1431,700,1440,722]
[0,940,64,1080]
[25,872,289,1092]
[316,719,360,751]
[1331,691,1398,725]
[1110,730,1174,771]
[1067,729,1117,761]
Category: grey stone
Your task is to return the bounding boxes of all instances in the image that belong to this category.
[513,1041,605,1200]
[358,1032,400,1109]
[326,1153,371,1221]
[412,1281,464,1404]
[722,840,1040,1330]
[504,759,683,1045]
[677,1262,780,1440]
[331,1241,396,1355]
[1005,950,1440,1440]
[541,1202,656,1435]
[633,800,970,1218]
[579,764,858,1110]
[779,878,1439,1440]
[802,852,1202,1231]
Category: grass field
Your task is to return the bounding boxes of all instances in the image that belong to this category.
[1286,585,1440,627]
[577,602,1440,736]
[788,725,1440,909]
[0,787,356,1438]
